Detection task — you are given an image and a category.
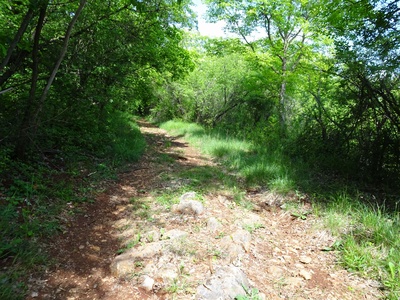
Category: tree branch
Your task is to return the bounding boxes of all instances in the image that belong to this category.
[0,8,34,73]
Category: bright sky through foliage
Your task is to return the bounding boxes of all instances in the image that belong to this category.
[191,0,231,37]
[190,0,263,40]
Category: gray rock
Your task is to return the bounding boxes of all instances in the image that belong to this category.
[164,229,188,240]
[196,265,252,300]
[231,229,251,245]
[140,275,155,291]
[110,241,163,277]
[220,236,245,263]
[207,217,222,233]
[180,191,197,201]
[173,192,204,215]
[231,229,251,252]
[157,263,179,284]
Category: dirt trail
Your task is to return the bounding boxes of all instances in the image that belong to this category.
[26,121,383,299]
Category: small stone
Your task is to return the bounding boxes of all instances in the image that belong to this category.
[79,245,85,250]
[91,245,101,252]
[172,192,204,215]
[141,275,155,292]
[299,269,312,280]
[299,256,312,264]
[31,292,39,298]
[268,266,284,278]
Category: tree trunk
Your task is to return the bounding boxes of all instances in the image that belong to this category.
[278,55,288,138]
[32,0,87,133]
[13,5,47,159]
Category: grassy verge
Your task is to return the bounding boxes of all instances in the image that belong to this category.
[0,114,146,300]
[160,120,296,192]
[160,119,400,299]
[321,192,400,299]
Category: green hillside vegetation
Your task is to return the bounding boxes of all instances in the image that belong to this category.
[0,0,399,298]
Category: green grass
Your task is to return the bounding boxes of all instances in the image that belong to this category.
[154,188,186,209]
[158,120,205,137]
[107,112,146,164]
[160,119,400,298]
[178,166,237,191]
[160,120,294,193]
[320,192,400,299]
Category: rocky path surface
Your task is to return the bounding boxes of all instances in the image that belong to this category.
[27,121,383,299]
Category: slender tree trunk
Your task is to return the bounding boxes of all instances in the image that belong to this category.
[278,57,288,137]
[14,6,47,159]
[279,80,287,134]
[32,0,87,133]
[0,8,34,73]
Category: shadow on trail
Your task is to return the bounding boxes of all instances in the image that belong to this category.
[27,120,241,299]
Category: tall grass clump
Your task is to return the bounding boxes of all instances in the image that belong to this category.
[107,113,146,164]
[322,191,400,299]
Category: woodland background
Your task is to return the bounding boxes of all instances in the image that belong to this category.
[0,0,399,298]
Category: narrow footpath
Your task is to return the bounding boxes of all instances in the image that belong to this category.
[27,121,382,299]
